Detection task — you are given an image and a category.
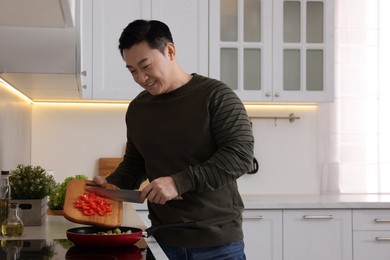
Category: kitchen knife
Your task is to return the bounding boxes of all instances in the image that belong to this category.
[85,187,144,203]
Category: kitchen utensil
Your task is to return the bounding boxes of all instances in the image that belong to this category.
[85,187,144,203]
[63,180,123,227]
[66,222,197,247]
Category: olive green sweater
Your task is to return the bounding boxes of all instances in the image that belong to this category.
[107,74,254,248]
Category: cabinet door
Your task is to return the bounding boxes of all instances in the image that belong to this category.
[242,210,282,260]
[354,231,390,260]
[353,210,390,260]
[209,0,334,102]
[77,0,93,99]
[91,0,151,100]
[80,0,208,100]
[273,0,334,102]
[283,209,352,260]
[151,0,208,76]
[209,0,273,102]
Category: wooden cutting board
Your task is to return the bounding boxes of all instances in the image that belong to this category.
[63,179,123,227]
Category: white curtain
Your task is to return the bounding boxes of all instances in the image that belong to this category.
[321,0,390,193]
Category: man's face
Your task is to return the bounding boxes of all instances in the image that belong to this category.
[123,41,174,96]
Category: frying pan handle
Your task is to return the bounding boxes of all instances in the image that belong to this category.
[143,222,198,238]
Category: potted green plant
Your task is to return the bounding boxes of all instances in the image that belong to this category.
[48,174,88,214]
[9,164,57,226]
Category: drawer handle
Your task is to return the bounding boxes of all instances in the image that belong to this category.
[303,215,333,220]
[376,237,390,241]
[375,218,390,223]
[243,216,264,220]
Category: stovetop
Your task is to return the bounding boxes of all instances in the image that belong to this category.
[0,239,155,259]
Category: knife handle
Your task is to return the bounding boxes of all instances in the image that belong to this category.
[85,180,100,187]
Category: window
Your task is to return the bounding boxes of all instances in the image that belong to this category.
[322,0,390,193]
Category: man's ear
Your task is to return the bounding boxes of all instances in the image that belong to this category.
[166,43,176,60]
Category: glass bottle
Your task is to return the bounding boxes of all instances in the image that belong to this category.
[1,203,24,237]
[0,170,11,225]
[1,240,23,260]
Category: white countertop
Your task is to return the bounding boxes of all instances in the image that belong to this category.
[241,193,390,209]
[1,203,168,260]
[133,193,390,211]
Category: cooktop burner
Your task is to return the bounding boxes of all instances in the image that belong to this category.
[0,239,156,259]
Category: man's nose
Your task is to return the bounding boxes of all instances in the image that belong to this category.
[136,71,149,84]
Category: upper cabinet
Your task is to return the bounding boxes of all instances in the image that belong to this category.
[77,0,208,100]
[78,0,333,102]
[209,0,334,102]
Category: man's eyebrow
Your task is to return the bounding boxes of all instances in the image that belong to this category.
[126,58,148,68]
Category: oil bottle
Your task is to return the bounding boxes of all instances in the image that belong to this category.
[0,170,11,225]
[1,202,24,237]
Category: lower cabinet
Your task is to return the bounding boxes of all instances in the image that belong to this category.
[353,210,390,260]
[283,209,352,260]
[243,209,353,260]
[243,210,283,260]
[138,207,390,259]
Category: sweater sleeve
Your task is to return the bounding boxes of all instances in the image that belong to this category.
[172,83,254,194]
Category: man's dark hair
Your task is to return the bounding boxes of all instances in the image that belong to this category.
[118,19,174,57]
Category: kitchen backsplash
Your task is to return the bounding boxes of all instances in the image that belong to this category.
[30,103,322,195]
[1,82,323,195]
[0,82,32,171]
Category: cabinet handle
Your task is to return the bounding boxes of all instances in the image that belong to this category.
[376,237,390,241]
[265,92,271,97]
[374,218,390,223]
[274,93,280,97]
[81,70,87,77]
[303,215,333,220]
[243,216,264,220]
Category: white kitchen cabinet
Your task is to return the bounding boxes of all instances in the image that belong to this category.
[353,210,390,260]
[209,0,334,102]
[242,210,283,260]
[283,209,352,260]
[77,0,208,100]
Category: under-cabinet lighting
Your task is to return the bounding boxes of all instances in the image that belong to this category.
[34,101,129,108]
[1,77,318,109]
[244,104,317,109]
[0,77,33,104]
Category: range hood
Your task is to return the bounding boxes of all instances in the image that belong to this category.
[0,0,81,101]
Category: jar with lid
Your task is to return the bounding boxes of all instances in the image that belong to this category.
[0,170,11,225]
[1,203,24,237]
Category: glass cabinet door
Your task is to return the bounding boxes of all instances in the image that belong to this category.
[273,0,333,102]
[210,0,273,101]
[210,0,334,102]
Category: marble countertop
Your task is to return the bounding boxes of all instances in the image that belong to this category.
[132,193,390,211]
[1,202,168,259]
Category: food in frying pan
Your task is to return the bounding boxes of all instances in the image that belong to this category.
[94,227,133,235]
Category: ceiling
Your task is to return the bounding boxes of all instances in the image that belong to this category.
[0,0,80,101]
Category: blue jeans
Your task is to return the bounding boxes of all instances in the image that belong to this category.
[160,240,246,260]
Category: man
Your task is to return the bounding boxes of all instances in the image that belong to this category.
[94,19,254,259]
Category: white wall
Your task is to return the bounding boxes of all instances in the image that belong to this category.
[0,81,32,171]
[239,105,322,194]
[31,103,127,182]
[31,103,322,194]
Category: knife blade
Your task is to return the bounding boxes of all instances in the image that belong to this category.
[85,187,144,203]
